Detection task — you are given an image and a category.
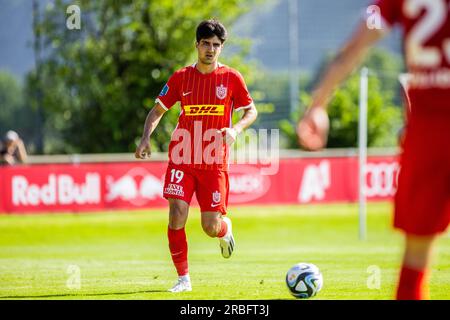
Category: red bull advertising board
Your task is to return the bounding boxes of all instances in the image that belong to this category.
[0,156,399,214]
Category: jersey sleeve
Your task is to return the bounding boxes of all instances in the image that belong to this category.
[372,0,402,27]
[155,72,181,111]
[232,71,253,111]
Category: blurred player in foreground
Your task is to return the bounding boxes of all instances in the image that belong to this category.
[135,19,257,292]
[297,0,450,300]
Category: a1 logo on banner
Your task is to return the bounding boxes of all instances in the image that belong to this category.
[298,161,330,203]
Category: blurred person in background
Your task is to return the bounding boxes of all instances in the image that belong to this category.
[297,0,450,300]
[0,130,28,165]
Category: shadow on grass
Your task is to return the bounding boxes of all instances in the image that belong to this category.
[0,289,167,299]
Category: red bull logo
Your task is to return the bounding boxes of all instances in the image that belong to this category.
[12,173,101,206]
[106,168,163,206]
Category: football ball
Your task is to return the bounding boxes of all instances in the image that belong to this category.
[286,263,323,299]
[285,263,323,299]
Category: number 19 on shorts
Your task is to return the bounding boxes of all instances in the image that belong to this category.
[170,169,184,183]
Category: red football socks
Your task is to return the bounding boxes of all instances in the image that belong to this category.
[217,219,228,238]
[168,227,188,276]
[396,265,429,300]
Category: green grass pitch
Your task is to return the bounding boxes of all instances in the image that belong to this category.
[0,202,449,300]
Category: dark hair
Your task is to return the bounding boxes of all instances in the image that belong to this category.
[196,19,227,43]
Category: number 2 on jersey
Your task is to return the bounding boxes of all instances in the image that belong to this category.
[404,0,450,67]
[170,169,184,183]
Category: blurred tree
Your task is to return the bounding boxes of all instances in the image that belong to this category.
[280,48,404,149]
[0,71,22,131]
[0,71,38,152]
[248,71,311,132]
[308,48,404,94]
[326,74,403,148]
[27,0,259,154]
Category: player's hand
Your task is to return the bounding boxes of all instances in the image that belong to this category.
[218,127,238,145]
[135,138,151,159]
[297,106,329,151]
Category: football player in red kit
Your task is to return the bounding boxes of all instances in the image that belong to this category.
[135,19,257,292]
[297,0,450,300]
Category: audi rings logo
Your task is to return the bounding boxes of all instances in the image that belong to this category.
[365,162,400,197]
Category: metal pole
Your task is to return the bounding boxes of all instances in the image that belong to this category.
[288,0,300,116]
[358,67,369,240]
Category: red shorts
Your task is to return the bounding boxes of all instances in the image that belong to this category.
[394,113,450,236]
[162,163,229,214]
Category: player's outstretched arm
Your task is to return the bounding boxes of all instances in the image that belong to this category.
[135,102,167,159]
[298,21,387,151]
[220,103,258,145]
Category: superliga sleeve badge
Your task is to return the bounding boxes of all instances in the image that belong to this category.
[159,84,169,96]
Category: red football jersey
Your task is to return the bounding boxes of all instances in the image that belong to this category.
[375,0,450,112]
[156,63,253,170]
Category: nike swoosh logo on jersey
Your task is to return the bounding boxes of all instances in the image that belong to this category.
[211,203,221,207]
[182,92,192,96]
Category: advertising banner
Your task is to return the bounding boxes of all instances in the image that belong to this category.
[0,156,399,214]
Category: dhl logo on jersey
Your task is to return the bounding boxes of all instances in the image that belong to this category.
[183,105,224,116]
